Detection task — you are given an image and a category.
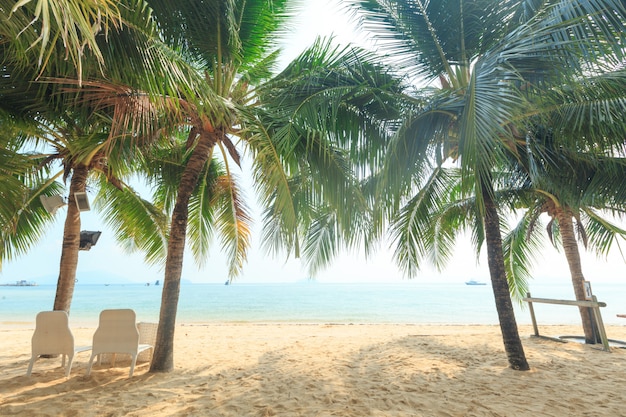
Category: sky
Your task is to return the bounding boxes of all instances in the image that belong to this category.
[1,1,626,286]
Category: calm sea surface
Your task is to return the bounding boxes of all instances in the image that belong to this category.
[1,282,625,328]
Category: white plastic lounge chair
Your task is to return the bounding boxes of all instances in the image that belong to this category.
[26,311,91,377]
[86,309,153,377]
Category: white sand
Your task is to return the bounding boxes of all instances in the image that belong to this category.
[1,323,626,416]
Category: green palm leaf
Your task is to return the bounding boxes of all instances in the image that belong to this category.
[94,179,169,267]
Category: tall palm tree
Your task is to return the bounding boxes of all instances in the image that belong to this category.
[66,0,402,372]
[4,0,399,373]
[1,0,207,315]
[502,112,626,343]
[2,108,170,312]
[347,0,626,370]
[391,149,626,347]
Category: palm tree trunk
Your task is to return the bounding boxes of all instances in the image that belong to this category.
[150,131,215,373]
[554,207,597,343]
[482,184,530,371]
[52,165,88,313]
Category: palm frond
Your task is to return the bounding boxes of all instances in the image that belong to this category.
[301,208,339,275]
[502,207,545,303]
[148,0,293,71]
[212,172,252,279]
[0,176,64,266]
[390,167,465,276]
[581,208,626,257]
[4,0,123,81]
[344,0,520,83]
[94,179,169,267]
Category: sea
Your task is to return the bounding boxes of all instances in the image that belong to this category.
[1,281,625,329]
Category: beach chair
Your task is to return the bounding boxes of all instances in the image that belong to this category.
[26,311,91,377]
[86,309,153,377]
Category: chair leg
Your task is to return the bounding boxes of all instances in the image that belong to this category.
[65,354,75,378]
[26,357,37,377]
[129,355,137,378]
[86,354,96,376]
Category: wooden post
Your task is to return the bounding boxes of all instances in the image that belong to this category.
[522,294,610,351]
[526,292,539,337]
[591,295,611,352]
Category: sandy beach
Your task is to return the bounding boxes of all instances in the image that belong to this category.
[1,323,626,416]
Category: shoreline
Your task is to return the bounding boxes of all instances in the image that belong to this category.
[2,323,626,416]
[4,318,626,332]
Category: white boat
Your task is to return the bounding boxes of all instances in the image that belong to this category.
[465,280,487,286]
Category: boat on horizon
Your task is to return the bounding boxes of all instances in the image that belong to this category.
[465,280,487,286]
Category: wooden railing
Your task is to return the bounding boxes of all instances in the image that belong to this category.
[522,292,610,352]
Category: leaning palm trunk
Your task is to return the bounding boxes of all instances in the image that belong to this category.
[554,207,597,343]
[150,131,216,372]
[483,186,529,370]
[53,165,89,313]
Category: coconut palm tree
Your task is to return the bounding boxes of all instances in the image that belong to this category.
[391,147,626,347]
[347,0,626,370]
[150,54,400,371]
[1,0,211,314]
[4,0,401,373]
[1,106,172,310]
[502,114,626,344]
[57,0,402,372]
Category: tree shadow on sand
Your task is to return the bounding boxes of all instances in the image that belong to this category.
[2,331,625,416]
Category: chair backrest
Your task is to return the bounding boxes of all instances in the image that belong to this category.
[92,309,140,355]
[32,311,74,356]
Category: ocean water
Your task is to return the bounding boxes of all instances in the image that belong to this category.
[1,281,625,328]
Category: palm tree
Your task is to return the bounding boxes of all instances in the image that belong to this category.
[2,108,171,312]
[1,0,209,315]
[347,0,626,370]
[525,69,626,340]
[391,148,626,347]
[60,1,402,372]
[4,0,397,373]
[502,114,626,344]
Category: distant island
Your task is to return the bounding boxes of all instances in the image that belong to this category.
[0,280,38,287]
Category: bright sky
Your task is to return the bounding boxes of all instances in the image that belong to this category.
[1,1,625,286]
